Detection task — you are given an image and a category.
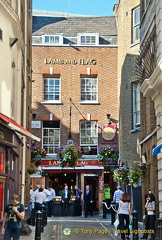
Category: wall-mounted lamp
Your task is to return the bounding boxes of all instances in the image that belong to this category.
[31,140,36,145]
[32,113,36,119]
[107,114,111,125]
[109,159,117,172]
[9,38,18,47]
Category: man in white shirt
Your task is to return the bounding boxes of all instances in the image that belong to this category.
[31,187,47,226]
[113,186,124,210]
[47,185,56,217]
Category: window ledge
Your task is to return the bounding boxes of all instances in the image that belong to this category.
[130,41,140,48]
[130,127,140,133]
[79,102,100,105]
[81,155,97,159]
[41,101,63,105]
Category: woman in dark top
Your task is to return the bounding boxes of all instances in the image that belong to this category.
[141,193,156,240]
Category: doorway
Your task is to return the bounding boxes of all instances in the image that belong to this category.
[84,176,98,212]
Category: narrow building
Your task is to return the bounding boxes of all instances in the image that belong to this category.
[0,0,38,221]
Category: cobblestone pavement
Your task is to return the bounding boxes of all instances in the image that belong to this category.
[19,214,147,240]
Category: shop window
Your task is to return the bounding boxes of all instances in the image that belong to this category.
[78,33,99,45]
[80,77,98,102]
[43,78,60,102]
[43,121,60,154]
[80,121,98,155]
[132,7,140,43]
[132,82,140,129]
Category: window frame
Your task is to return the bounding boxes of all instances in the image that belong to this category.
[77,33,99,45]
[80,121,98,155]
[132,7,140,43]
[132,82,140,129]
[42,122,60,155]
[42,35,63,45]
[43,77,61,103]
[80,77,98,103]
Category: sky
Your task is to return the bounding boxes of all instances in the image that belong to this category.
[32,0,117,16]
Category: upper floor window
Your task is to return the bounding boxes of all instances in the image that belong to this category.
[80,121,98,155]
[78,33,99,45]
[43,35,63,45]
[132,7,140,43]
[43,78,60,102]
[133,82,140,129]
[43,121,60,154]
[80,77,98,102]
[32,35,63,45]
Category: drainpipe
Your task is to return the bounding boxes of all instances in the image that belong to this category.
[21,0,28,204]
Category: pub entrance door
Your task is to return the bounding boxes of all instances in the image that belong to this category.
[84,176,98,212]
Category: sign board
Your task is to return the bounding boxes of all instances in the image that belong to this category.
[31,121,41,129]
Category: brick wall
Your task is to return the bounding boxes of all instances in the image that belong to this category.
[115,0,141,166]
[32,46,118,147]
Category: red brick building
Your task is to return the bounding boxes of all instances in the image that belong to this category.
[31,11,118,213]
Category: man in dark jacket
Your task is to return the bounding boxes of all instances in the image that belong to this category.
[61,185,70,216]
[74,185,82,216]
[83,185,93,218]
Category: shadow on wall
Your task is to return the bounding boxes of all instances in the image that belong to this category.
[31,101,103,149]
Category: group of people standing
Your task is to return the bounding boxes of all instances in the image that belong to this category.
[29,184,94,219]
[30,184,56,221]
[0,184,156,240]
[61,184,93,218]
[113,186,156,240]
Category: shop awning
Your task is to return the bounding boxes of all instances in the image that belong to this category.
[42,166,104,174]
[152,143,162,156]
[0,113,40,141]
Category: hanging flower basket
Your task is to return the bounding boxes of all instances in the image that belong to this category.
[97,145,119,166]
[30,145,46,167]
[128,161,148,186]
[113,167,129,186]
[56,144,83,168]
[27,162,37,174]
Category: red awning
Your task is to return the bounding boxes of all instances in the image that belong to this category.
[43,169,102,173]
[0,113,40,141]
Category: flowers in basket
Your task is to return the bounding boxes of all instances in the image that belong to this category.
[30,145,46,167]
[56,144,83,168]
[26,162,37,174]
[113,167,129,186]
[128,161,148,185]
[97,145,119,166]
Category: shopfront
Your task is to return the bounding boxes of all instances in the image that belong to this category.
[30,159,105,214]
[0,113,39,221]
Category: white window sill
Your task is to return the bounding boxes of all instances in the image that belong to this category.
[41,101,63,105]
[81,155,97,160]
[130,127,140,133]
[79,101,100,105]
[130,41,140,48]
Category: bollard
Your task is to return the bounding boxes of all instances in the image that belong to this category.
[157,217,162,240]
[35,210,42,240]
[41,204,47,232]
[103,199,107,219]
[132,210,138,240]
[110,201,116,225]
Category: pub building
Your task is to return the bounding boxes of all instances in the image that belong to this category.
[31,10,118,214]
